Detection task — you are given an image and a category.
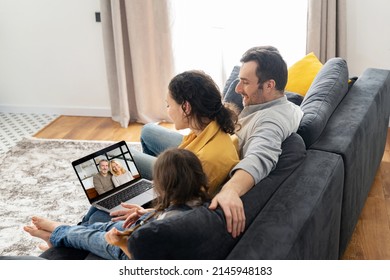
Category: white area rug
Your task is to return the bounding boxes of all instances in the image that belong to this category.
[0,137,141,257]
[0,112,58,154]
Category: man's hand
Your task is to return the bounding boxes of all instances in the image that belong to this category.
[209,169,254,238]
[209,188,245,238]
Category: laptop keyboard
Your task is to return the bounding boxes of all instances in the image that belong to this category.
[96,180,153,210]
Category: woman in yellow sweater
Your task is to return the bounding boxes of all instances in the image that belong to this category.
[83,70,239,225]
[166,70,239,196]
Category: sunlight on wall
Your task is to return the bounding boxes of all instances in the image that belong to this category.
[170,0,307,89]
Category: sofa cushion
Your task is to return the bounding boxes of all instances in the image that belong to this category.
[298,57,349,148]
[285,91,304,106]
[128,133,306,260]
[39,246,91,260]
[240,133,307,225]
[285,52,323,96]
[128,204,236,260]
[223,78,244,112]
[222,66,240,96]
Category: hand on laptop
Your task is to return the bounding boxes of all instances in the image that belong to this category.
[110,203,142,222]
[123,207,150,228]
[110,202,153,228]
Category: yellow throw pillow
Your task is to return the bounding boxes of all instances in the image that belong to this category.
[285,52,323,96]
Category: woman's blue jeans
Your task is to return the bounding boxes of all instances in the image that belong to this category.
[140,123,183,156]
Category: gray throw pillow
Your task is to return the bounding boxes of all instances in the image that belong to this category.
[222,66,240,96]
[223,78,244,112]
[222,66,243,111]
[298,57,349,148]
[285,91,303,106]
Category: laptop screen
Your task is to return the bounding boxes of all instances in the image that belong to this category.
[72,141,141,203]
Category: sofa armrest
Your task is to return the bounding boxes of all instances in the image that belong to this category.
[310,68,390,256]
[227,150,344,259]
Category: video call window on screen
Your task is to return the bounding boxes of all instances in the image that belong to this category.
[74,143,139,199]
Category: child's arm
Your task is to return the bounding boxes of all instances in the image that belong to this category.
[122,208,154,228]
[105,228,132,259]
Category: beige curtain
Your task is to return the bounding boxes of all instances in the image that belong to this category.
[306,0,347,63]
[100,0,174,127]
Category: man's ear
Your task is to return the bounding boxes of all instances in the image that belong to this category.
[265,79,276,90]
[261,80,276,95]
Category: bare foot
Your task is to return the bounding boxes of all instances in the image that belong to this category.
[23,225,53,249]
[31,216,64,232]
[38,243,50,251]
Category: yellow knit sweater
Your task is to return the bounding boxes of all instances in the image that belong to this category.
[179,121,239,197]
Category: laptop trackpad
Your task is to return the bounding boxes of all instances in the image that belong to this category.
[109,189,156,213]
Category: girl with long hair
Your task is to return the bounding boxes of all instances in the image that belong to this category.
[24,148,210,260]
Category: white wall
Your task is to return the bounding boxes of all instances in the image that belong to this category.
[1,0,390,117]
[0,0,110,116]
[346,0,390,76]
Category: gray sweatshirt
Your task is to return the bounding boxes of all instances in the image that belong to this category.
[231,95,303,184]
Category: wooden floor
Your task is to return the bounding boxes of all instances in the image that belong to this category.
[35,115,390,260]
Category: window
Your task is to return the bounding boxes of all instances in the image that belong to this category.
[170,0,308,89]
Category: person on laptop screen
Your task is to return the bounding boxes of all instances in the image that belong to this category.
[110,160,134,187]
[24,148,209,260]
[93,159,115,195]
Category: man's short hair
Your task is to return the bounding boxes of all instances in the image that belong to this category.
[240,46,288,91]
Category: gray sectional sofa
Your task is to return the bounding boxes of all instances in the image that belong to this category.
[39,57,390,260]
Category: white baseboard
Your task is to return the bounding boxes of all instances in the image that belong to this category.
[0,104,111,117]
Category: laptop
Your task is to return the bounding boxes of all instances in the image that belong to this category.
[72,140,156,213]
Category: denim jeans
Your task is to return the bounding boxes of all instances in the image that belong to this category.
[140,123,183,156]
[80,206,111,225]
[50,221,129,260]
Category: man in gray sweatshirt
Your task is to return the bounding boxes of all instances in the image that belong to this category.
[209,46,304,238]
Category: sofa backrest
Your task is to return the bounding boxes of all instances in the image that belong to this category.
[297,57,349,148]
